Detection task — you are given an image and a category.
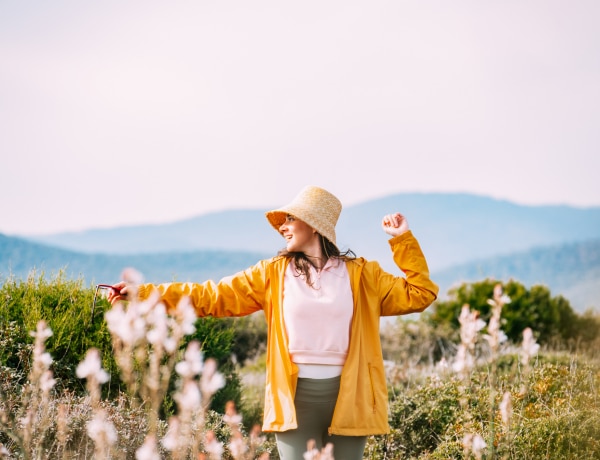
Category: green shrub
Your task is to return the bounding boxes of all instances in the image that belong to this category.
[366,354,600,459]
[0,273,242,409]
[427,279,595,347]
[0,272,114,393]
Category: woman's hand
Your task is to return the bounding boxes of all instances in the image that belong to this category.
[106,281,129,305]
[382,212,410,237]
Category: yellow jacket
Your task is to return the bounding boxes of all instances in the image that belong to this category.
[137,230,438,435]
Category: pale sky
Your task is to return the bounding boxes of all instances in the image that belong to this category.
[1,0,599,236]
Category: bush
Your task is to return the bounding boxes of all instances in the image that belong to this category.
[364,353,600,459]
[0,272,114,393]
[0,273,242,409]
[428,279,599,349]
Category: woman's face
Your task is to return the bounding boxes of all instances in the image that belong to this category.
[279,215,319,253]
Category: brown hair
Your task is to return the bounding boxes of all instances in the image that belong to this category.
[278,234,355,287]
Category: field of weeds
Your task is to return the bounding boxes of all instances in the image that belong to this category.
[1,274,598,459]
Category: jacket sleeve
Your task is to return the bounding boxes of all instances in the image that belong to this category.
[375,230,439,316]
[136,259,269,317]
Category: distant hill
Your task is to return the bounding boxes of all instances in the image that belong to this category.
[1,233,598,313]
[21,193,600,273]
[433,238,600,312]
[0,234,268,286]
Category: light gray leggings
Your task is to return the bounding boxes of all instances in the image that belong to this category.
[275,376,367,460]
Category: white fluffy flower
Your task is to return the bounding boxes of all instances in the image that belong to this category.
[521,327,540,365]
[204,431,224,458]
[174,380,202,411]
[105,304,132,343]
[106,303,147,346]
[458,304,486,347]
[223,412,243,427]
[175,341,204,378]
[135,435,161,460]
[121,267,144,284]
[87,411,117,446]
[40,370,56,393]
[76,348,110,383]
[471,433,486,458]
[146,303,168,346]
[228,432,248,458]
[37,351,54,368]
[500,391,512,428]
[463,433,486,460]
[175,297,197,335]
[452,344,474,373]
[200,372,225,396]
[30,321,53,340]
[161,417,181,451]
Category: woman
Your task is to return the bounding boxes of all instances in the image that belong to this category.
[108,185,438,460]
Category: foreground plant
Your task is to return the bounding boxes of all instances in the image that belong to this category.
[85,284,227,458]
[0,320,59,460]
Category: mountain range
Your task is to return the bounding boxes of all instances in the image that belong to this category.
[3,193,599,312]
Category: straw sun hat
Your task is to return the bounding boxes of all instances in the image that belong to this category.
[265,186,342,246]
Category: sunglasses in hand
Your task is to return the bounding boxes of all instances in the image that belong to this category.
[90,284,124,324]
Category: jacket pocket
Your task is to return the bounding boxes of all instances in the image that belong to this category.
[367,363,377,414]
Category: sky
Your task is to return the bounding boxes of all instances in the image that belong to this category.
[1,0,599,236]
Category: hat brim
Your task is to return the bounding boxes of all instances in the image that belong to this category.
[265,210,288,233]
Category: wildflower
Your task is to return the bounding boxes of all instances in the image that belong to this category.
[174,380,202,411]
[320,442,335,460]
[36,351,54,368]
[56,404,69,446]
[200,358,226,397]
[471,434,486,459]
[228,431,248,458]
[87,410,118,447]
[458,304,486,349]
[76,348,110,383]
[304,439,319,460]
[146,303,170,347]
[175,341,204,378]
[121,267,144,284]
[249,423,266,448]
[39,370,56,394]
[204,430,224,459]
[223,400,243,428]
[105,303,145,346]
[30,320,53,341]
[499,391,512,429]
[174,296,197,335]
[135,434,161,460]
[452,343,474,374]
[492,283,511,306]
[463,433,486,460]
[161,416,180,451]
[521,327,540,366]
[482,314,508,349]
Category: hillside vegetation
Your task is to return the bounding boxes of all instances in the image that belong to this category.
[0,275,599,458]
[2,233,598,312]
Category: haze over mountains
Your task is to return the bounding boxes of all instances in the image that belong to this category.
[2,193,599,312]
